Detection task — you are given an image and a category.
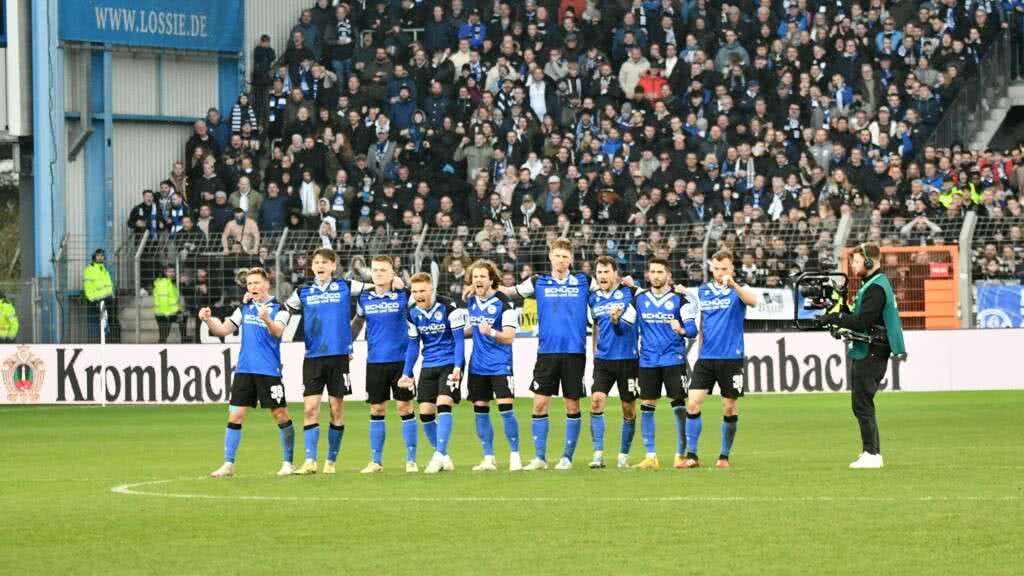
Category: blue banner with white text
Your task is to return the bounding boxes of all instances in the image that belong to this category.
[59,0,242,53]
[976,283,1024,328]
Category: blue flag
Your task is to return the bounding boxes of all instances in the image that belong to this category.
[976,283,1023,328]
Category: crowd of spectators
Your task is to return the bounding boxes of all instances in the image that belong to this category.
[122,0,1024,317]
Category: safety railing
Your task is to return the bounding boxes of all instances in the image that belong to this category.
[928,28,1012,149]
[37,210,1024,343]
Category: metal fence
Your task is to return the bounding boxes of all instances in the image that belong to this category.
[52,234,136,344]
[0,281,39,344]
[971,213,1024,282]
[24,208,1020,344]
[928,27,1012,149]
[68,223,430,340]
[846,214,965,250]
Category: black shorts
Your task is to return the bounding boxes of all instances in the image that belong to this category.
[690,359,745,399]
[592,359,639,402]
[365,362,412,404]
[230,373,287,409]
[530,353,586,399]
[302,355,351,398]
[638,364,688,401]
[417,365,461,404]
[468,373,514,402]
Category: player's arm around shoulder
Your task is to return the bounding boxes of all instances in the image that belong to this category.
[441,296,468,330]
[490,294,518,344]
[507,274,538,299]
[675,294,699,338]
[350,293,366,336]
[284,286,304,314]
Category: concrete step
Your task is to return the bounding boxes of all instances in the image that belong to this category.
[1008,84,1024,99]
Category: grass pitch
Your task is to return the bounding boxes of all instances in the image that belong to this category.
[2,391,1023,575]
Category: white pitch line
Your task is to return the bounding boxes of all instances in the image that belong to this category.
[110,478,1023,503]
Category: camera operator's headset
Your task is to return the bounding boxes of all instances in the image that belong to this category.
[854,243,874,270]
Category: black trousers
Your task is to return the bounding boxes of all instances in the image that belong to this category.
[850,354,888,455]
[88,297,120,343]
[156,313,188,344]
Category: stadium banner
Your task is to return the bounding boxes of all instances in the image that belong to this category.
[745,288,795,321]
[58,0,243,53]
[1,329,1022,404]
[517,298,538,336]
[975,283,1024,328]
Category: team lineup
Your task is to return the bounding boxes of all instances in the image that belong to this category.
[197,239,758,477]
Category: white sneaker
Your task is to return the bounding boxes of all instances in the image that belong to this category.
[359,462,384,474]
[276,462,295,476]
[849,452,884,469]
[508,451,523,471]
[210,462,234,478]
[616,454,630,469]
[523,457,548,471]
[472,456,497,471]
[443,454,455,471]
[589,451,606,469]
[292,459,318,475]
[406,461,419,473]
[424,452,445,474]
[555,457,573,470]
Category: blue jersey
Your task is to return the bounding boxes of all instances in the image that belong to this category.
[635,289,697,368]
[697,282,748,360]
[286,278,365,358]
[228,299,291,377]
[515,272,591,355]
[404,296,467,375]
[588,285,638,361]
[467,292,518,376]
[356,288,412,364]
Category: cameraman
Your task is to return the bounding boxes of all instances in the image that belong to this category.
[817,243,906,469]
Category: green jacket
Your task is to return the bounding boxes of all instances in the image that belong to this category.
[152,278,180,317]
[83,263,114,302]
[0,301,18,339]
[849,272,906,360]
[940,181,982,207]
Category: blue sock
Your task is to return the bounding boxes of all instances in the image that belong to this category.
[640,404,656,455]
[721,415,738,458]
[369,416,385,464]
[475,406,494,457]
[224,423,241,463]
[672,402,687,456]
[685,412,703,458]
[303,424,319,461]
[437,406,453,456]
[401,414,418,462]
[327,424,344,462]
[563,413,582,461]
[499,404,520,452]
[620,418,636,455]
[532,414,549,461]
[278,420,294,464]
[591,412,605,452]
[421,414,438,450]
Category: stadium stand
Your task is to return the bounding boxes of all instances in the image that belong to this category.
[64,0,1024,343]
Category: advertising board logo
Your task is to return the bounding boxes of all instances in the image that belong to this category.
[2,346,45,403]
[977,308,1013,328]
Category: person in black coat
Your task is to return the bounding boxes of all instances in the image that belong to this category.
[251,35,276,89]
[685,191,713,223]
[594,188,630,224]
